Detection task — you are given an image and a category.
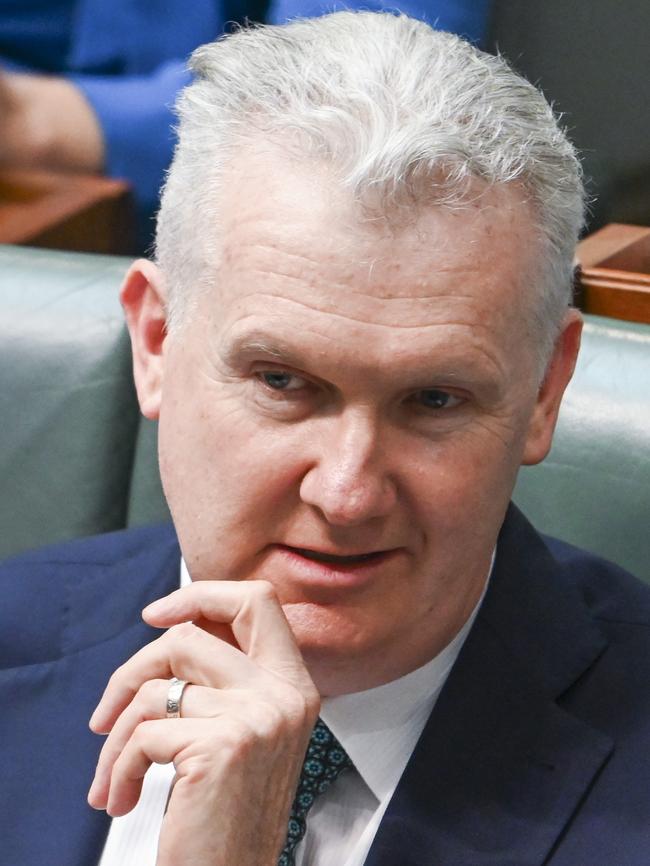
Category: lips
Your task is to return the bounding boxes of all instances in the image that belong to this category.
[274,544,402,590]
[289,546,388,566]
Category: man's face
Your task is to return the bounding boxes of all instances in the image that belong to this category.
[135,154,577,695]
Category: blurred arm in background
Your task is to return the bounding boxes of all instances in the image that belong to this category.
[0,0,491,250]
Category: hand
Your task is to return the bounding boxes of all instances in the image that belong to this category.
[0,70,104,173]
[87,580,320,866]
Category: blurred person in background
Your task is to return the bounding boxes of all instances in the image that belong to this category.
[0,0,491,250]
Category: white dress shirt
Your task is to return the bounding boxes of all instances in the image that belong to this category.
[99,558,490,866]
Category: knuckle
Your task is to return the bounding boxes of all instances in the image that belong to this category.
[259,700,285,734]
[106,663,127,690]
[288,687,320,729]
[132,718,161,746]
[276,684,302,714]
[131,721,150,748]
[139,678,166,704]
[166,620,197,641]
[250,580,277,604]
[178,752,214,785]
[303,685,321,719]
[252,689,313,739]
[164,622,202,668]
[270,670,320,723]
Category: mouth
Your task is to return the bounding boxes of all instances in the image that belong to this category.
[288,546,390,566]
[273,544,403,590]
[277,544,401,572]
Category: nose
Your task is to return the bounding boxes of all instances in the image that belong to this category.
[299,409,397,527]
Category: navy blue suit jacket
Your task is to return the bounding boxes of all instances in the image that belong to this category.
[2,505,649,865]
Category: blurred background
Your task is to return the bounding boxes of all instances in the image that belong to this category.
[0,0,491,253]
[1,0,648,255]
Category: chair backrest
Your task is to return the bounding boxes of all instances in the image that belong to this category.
[513,316,650,581]
[1,246,648,581]
[0,245,168,560]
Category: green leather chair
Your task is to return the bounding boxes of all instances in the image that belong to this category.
[1,245,649,581]
[0,245,168,560]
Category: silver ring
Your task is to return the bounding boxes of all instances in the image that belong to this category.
[166,677,189,719]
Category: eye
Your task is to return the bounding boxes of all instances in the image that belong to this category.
[414,389,463,410]
[258,370,308,392]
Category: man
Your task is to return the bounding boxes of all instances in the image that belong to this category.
[2,11,649,866]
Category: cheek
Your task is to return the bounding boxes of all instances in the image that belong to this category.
[158,390,311,575]
[404,425,524,533]
[160,386,264,493]
[158,390,249,531]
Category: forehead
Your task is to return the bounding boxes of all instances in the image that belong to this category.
[219,151,534,290]
[200,150,539,376]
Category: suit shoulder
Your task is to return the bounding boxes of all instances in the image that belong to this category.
[0,524,179,668]
[544,534,650,627]
[0,522,177,571]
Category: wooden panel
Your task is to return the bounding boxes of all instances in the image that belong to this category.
[0,169,135,255]
[576,223,650,324]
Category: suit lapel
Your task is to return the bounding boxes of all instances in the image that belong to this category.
[365,506,612,866]
[1,526,180,866]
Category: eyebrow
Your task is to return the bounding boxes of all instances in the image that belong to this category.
[219,327,502,394]
[218,331,309,369]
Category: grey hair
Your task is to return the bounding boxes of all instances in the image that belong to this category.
[156,11,585,372]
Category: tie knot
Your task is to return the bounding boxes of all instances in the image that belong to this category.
[278,718,353,866]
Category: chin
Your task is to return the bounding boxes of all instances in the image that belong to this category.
[282,600,383,663]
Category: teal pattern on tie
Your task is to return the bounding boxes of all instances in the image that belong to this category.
[277,718,353,866]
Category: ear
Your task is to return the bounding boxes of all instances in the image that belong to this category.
[120,259,168,420]
[521,309,583,466]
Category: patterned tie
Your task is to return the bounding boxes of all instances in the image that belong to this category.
[277,718,353,866]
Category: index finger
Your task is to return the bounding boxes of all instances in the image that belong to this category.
[143,580,309,684]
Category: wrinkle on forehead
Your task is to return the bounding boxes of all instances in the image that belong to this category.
[217,289,504,332]
[221,216,500,297]
[231,251,486,304]
[216,148,534,282]
[216,205,533,323]
[217,225,522,320]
